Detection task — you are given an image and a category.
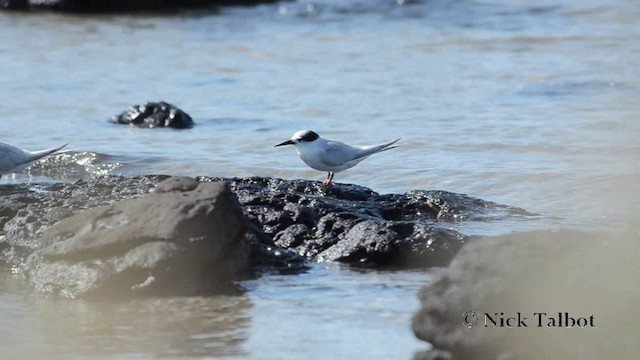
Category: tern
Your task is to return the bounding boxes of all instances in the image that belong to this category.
[275,130,401,185]
[0,141,68,179]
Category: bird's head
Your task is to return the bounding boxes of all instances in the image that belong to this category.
[274,130,320,147]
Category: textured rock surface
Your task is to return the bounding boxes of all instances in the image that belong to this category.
[0,175,164,262]
[412,229,640,360]
[25,177,248,298]
[2,0,280,12]
[0,175,533,296]
[0,0,29,10]
[112,101,194,129]
[200,176,531,268]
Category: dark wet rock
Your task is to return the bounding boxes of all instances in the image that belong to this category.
[198,176,530,267]
[412,230,640,359]
[112,101,194,129]
[0,0,28,10]
[25,177,248,298]
[5,0,280,12]
[0,175,531,296]
[246,227,307,274]
[317,220,398,263]
[273,223,311,248]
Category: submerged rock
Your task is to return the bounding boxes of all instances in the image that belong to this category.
[112,101,194,129]
[25,177,248,298]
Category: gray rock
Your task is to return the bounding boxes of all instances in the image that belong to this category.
[24,177,248,298]
[413,349,453,360]
[412,229,640,359]
[0,175,165,264]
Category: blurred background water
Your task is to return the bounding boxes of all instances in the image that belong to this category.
[0,0,638,358]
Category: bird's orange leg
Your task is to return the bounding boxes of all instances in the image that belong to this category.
[323,171,334,186]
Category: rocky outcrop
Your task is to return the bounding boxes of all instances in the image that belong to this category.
[0,175,532,297]
[112,101,194,129]
[24,177,249,298]
[0,0,29,10]
[199,177,532,268]
[1,0,280,12]
[412,229,640,359]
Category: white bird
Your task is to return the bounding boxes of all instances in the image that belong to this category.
[274,130,401,186]
[0,141,68,179]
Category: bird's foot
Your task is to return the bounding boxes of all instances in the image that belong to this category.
[322,171,335,186]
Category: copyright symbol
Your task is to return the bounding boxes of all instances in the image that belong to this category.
[462,311,479,328]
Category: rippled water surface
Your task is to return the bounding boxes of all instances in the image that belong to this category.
[0,0,638,358]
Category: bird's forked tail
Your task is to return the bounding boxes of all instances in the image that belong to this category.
[354,138,401,160]
[26,143,69,164]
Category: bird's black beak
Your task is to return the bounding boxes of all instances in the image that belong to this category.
[274,140,295,147]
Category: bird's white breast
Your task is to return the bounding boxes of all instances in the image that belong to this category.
[297,147,333,171]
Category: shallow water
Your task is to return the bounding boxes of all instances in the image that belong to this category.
[1,264,430,359]
[0,0,638,358]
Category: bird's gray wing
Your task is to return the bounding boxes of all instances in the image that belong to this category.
[319,141,360,167]
[0,142,30,172]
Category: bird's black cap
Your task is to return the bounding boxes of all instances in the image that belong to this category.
[275,130,320,147]
[296,130,319,142]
